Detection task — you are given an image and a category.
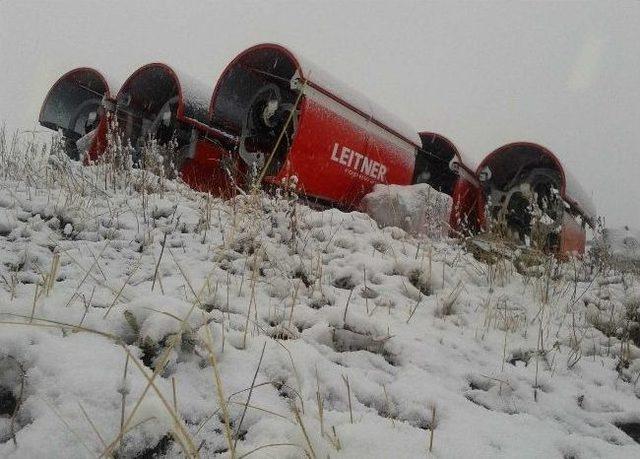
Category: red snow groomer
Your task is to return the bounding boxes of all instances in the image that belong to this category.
[38,43,594,256]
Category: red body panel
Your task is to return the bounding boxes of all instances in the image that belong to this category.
[180,140,235,197]
[449,178,484,234]
[266,95,415,208]
[364,123,416,189]
[84,116,110,163]
[560,213,586,256]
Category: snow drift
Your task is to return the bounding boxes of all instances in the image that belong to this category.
[362,183,452,239]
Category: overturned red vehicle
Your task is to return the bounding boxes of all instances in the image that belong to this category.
[38,43,594,256]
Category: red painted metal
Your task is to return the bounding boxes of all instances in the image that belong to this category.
[179,140,235,197]
[209,43,417,209]
[85,114,110,162]
[560,212,586,256]
[450,179,485,234]
[267,93,415,208]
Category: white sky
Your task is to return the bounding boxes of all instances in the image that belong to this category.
[1,0,638,227]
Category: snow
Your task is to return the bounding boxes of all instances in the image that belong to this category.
[601,227,640,271]
[170,67,213,125]
[563,168,597,224]
[1,136,640,458]
[362,183,452,238]
[289,44,422,146]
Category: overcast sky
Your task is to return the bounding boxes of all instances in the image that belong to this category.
[1,0,638,227]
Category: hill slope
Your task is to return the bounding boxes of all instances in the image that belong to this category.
[1,134,640,458]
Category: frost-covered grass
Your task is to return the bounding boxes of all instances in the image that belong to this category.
[1,129,640,458]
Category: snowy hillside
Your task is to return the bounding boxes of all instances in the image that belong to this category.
[601,227,640,273]
[1,133,640,458]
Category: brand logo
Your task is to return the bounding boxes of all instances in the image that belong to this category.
[330,143,387,182]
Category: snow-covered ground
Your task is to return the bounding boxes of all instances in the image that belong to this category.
[601,227,640,273]
[1,134,640,458]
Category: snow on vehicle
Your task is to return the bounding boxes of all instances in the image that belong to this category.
[477,142,596,254]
